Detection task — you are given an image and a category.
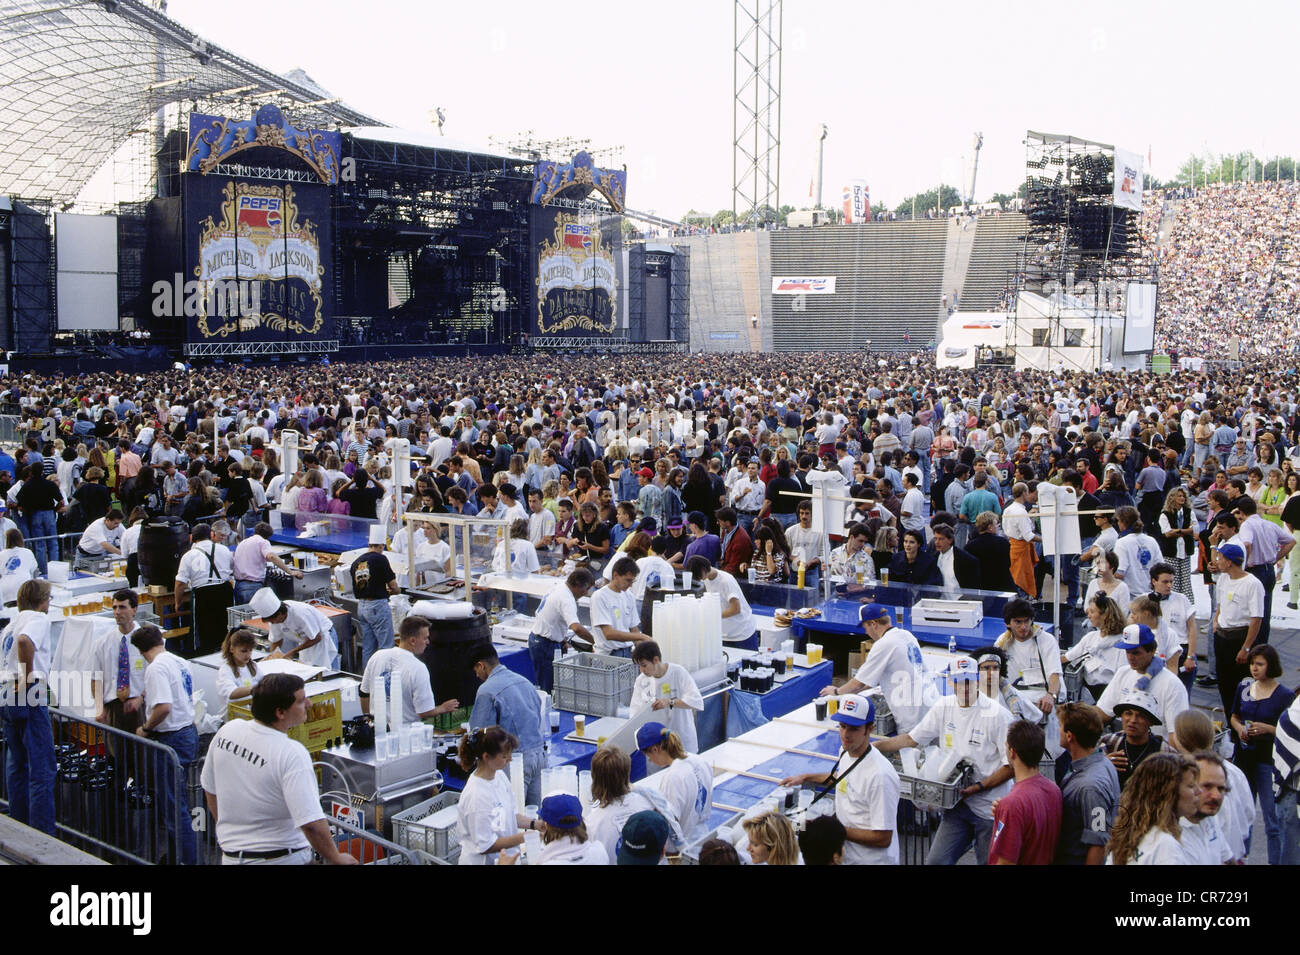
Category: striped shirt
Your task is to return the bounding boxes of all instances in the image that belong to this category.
[1274,696,1300,796]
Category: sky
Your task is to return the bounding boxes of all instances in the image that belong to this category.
[166,0,1300,219]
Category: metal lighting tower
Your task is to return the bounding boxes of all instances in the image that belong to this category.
[733,0,782,227]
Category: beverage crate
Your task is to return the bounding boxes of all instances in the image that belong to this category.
[887,754,975,810]
[229,687,342,754]
[552,652,637,717]
[391,791,461,860]
[431,706,470,732]
[227,604,261,630]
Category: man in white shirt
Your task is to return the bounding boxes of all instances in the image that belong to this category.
[527,488,557,551]
[1111,506,1163,587]
[1147,562,1197,682]
[249,587,340,670]
[529,568,597,693]
[590,557,645,657]
[781,693,900,865]
[360,616,458,724]
[687,556,756,648]
[175,522,235,655]
[132,624,199,865]
[75,509,125,569]
[0,578,55,835]
[1095,624,1190,744]
[202,673,357,865]
[1178,753,1234,865]
[899,473,926,534]
[821,603,929,733]
[91,588,146,738]
[729,460,765,535]
[1207,542,1266,716]
[876,657,1015,865]
[630,639,704,753]
[1003,482,1040,598]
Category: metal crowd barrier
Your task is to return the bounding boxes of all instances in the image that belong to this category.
[0,415,20,448]
[321,813,433,865]
[0,708,189,865]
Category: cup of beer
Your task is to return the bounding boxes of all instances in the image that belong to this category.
[574,714,586,737]
[827,696,839,716]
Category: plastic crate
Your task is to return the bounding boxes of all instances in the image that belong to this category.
[227,604,259,630]
[888,755,975,810]
[391,791,461,860]
[865,690,896,737]
[552,652,637,717]
[431,706,471,732]
[229,687,342,753]
[1062,661,1086,702]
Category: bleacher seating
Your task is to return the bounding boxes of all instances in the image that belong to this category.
[959,215,1027,312]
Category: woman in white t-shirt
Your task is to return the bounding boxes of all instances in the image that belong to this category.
[0,529,39,606]
[215,628,261,722]
[637,722,713,843]
[455,726,532,865]
[1062,593,1128,701]
[585,746,684,861]
[535,793,609,865]
[1105,752,1199,865]
[1083,550,1132,619]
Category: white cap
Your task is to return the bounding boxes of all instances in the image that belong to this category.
[248,587,282,620]
[368,524,388,546]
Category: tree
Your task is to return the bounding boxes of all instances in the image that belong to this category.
[681,208,711,228]
[896,184,962,218]
[777,204,796,226]
[711,209,735,229]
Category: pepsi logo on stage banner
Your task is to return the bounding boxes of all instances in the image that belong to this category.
[771,276,836,294]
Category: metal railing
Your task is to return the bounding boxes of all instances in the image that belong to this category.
[0,707,189,865]
[0,415,20,447]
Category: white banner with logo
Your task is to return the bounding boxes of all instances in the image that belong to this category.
[771,276,836,295]
[1113,148,1144,212]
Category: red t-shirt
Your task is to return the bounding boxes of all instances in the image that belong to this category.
[988,774,1063,865]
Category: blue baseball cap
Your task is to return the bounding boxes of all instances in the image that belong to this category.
[1115,623,1157,650]
[947,657,979,682]
[538,793,584,830]
[1215,543,1245,567]
[635,721,671,752]
[831,692,875,726]
[859,603,891,625]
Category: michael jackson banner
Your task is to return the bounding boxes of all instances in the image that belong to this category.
[532,208,618,337]
[184,176,333,343]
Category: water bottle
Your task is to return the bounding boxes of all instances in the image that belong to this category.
[948,634,957,654]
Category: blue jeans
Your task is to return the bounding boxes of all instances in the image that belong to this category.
[27,509,57,576]
[1039,553,1080,606]
[603,646,632,659]
[1,698,56,836]
[1176,654,1197,691]
[774,513,798,529]
[523,747,545,807]
[1247,761,1283,865]
[1277,785,1300,866]
[152,724,198,865]
[529,635,561,694]
[926,799,993,865]
[356,598,394,670]
[233,579,263,605]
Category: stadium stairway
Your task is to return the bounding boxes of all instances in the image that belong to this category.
[958,213,1028,312]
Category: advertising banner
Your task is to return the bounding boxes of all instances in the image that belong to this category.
[1113,148,1144,212]
[531,207,619,337]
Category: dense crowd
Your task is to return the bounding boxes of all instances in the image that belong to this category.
[1149,182,1300,358]
[1,350,1298,865]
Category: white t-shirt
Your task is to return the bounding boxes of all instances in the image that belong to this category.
[175,541,234,589]
[1084,579,1131,618]
[492,539,539,576]
[900,488,926,532]
[1094,665,1189,729]
[834,745,901,865]
[1152,591,1194,655]
[660,753,713,843]
[143,650,196,732]
[630,663,703,753]
[704,570,754,643]
[93,626,146,703]
[361,647,437,722]
[590,584,640,653]
[997,625,1063,698]
[269,601,338,669]
[532,582,579,644]
[0,609,51,681]
[456,771,518,865]
[1179,815,1232,865]
[852,626,929,734]
[1113,532,1162,585]
[538,837,609,865]
[79,518,123,555]
[1106,827,1187,865]
[119,523,142,560]
[907,694,1013,818]
[1213,572,1265,629]
[1064,629,1125,684]
[587,790,662,862]
[0,547,39,604]
[633,556,676,600]
[200,718,322,853]
[214,663,259,720]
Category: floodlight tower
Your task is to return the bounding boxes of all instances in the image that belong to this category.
[733,0,782,226]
